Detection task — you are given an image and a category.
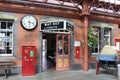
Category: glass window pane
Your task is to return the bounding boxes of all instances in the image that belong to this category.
[0,50,5,54]
[8,22,13,29]
[6,46,11,54]
[58,35,62,55]
[64,35,68,54]
[104,29,111,45]
[0,38,2,46]
[1,22,6,29]
[91,27,99,54]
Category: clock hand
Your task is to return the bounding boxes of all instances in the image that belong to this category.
[29,21,34,24]
[28,21,35,26]
[28,21,31,28]
[28,21,35,28]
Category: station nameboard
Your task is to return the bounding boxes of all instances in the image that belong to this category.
[41,21,64,30]
[66,22,74,31]
[41,21,74,32]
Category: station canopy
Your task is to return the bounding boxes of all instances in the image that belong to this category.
[1,0,120,17]
[99,0,120,4]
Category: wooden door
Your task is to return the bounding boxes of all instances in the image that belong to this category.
[56,34,70,70]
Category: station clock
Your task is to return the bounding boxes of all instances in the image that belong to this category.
[21,15,38,31]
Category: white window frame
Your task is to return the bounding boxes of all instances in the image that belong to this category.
[0,20,14,56]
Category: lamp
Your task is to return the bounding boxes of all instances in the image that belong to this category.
[81,40,84,47]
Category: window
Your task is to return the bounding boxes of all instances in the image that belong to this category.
[0,20,13,56]
[91,27,99,54]
[104,28,111,45]
[91,28,111,54]
[118,24,120,29]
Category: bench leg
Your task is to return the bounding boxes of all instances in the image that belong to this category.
[4,68,7,79]
[96,61,100,75]
[4,68,10,79]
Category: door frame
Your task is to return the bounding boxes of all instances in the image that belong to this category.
[40,31,72,71]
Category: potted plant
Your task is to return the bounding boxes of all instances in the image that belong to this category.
[88,26,99,56]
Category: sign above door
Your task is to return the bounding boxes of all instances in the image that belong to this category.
[40,21,74,33]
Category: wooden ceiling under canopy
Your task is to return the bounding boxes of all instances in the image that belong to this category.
[0,0,120,18]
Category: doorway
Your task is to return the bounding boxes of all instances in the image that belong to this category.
[41,33,70,71]
[42,33,56,71]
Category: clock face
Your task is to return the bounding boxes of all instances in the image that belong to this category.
[21,15,37,30]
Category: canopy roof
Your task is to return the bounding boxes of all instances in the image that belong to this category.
[0,0,120,17]
[99,0,120,4]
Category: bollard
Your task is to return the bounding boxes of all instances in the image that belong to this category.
[118,64,120,80]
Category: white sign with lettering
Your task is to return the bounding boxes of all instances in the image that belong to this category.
[74,41,80,46]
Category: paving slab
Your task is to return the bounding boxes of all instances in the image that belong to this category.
[0,69,118,80]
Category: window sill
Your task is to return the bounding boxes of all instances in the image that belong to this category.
[0,56,15,62]
[90,53,99,58]
[0,54,13,56]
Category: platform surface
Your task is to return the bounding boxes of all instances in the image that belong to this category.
[0,69,117,80]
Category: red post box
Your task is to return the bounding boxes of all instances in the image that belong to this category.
[75,47,80,58]
[115,39,120,52]
[22,46,37,76]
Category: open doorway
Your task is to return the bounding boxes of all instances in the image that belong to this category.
[42,33,56,71]
[41,33,71,72]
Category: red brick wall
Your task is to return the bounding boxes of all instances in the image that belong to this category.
[114,24,120,41]
[16,14,40,66]
[73,19,84,63]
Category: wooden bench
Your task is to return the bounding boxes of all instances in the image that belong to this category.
[0,61,14,78]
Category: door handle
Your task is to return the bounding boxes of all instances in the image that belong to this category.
[59,55,63,58]
[58,55,67,58]
[63,55,67,58]
[63,55,65,58]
